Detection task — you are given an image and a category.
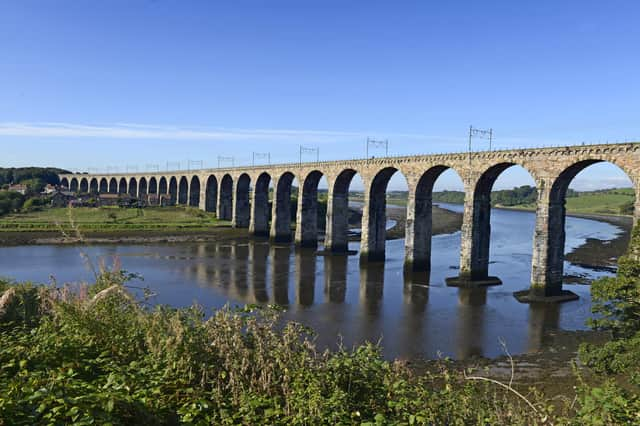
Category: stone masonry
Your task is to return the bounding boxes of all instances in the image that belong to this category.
[60,142,640,302]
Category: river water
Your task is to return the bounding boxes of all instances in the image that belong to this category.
[0,204,624,360]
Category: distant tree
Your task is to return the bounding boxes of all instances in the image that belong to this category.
[0,191,25,215]
[620,200,635,215]
[0,167,70,186]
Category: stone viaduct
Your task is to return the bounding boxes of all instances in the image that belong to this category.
[59,142,640,303]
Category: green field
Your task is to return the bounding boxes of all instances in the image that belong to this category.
[384,188,636,216]
[512,187,635,215]
[0,206,225,232]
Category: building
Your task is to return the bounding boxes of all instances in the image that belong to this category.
[41,184,57,195]
[7,184,27,195]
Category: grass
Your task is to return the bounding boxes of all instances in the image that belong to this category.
[0,206,226,233]
[512,187,635,216]
[359,188,636,216]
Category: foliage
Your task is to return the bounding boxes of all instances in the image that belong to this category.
[580,225,640,382]
[0,167,69,187]
[0,271,556,424]
[0,191,26,216]
[491,185,537,206]
[620,200,635,215]
[575,224,640,423]
[432,190,465,204]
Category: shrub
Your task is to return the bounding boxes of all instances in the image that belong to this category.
[0,271,554,424]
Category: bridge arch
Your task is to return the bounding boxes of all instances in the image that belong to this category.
[455,162,536,284]
[168,177,178,205]
[405,165,457,271]
[89,178,99,194]
[361,167,408,262]
[271,171,296,242]
[205,175,218,213]
[60,177,69,190]
[178,176,189,205]
[326,168,360,253]
[69,177,79,192]
[295,170,325,248]
[79,178,89,193]
[250,172,271,236]
[108,178,117,194]
[529,159,636,299]
[148,177,158,194]
[189,176,200,207]
[158,177,167,194]
[99,178,108,193]
[139,177,148,197]
[233,173,251,228]
[118,178,127,194]
[218,174,233,220]
[128,178,138,198]
[217,174,233,220]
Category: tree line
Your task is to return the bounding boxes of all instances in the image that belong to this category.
[0,167,70,216]
[432,185,582,206]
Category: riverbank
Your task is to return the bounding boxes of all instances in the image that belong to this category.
[0,204,463,245]
[565,213,633,272]
[0,205,626,274]
[408,327,612,400]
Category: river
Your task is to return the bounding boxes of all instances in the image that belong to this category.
[0,203,625,360]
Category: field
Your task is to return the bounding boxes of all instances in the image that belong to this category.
[367,188,636,216]
[512,187,635,215]
[0,206,224,233]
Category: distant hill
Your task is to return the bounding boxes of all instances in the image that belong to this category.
[0,167,71,187]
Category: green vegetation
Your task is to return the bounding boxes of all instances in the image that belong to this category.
[0,191,26,217]
[432,190,465,204]
[0,206,224,233]
[432,186,636,216]
[0,270,558,424]
[517,187,635,216]
[0,167,69,188]
[572,224,640,423]
[2,239,640,423]
[1,223,640,423]
[0,167,72,216]
[580,224,640,383]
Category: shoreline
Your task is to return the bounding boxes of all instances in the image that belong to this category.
[0,205,628,273]
[0,205,463,246]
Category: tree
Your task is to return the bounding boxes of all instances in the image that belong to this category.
[580,224,640,383]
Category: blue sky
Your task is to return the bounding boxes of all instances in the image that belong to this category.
[1,1,638,190]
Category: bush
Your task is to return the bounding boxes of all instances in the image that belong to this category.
[0,271,554,424]
[576,224,640,423]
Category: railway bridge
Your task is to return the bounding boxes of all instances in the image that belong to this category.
[59,142,640,303]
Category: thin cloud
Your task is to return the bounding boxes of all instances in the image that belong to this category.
[0,122,452,143]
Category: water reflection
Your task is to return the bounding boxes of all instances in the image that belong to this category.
[403,271,430,313]
[295,249,316,307]
[250,242,269,303]
[455,288,488,359]
[360,262,385,316]
[272,245,291,305]
[0,207,624,360]
[324,255,348,303]
[527,303,561,352]
[232,243,249,299]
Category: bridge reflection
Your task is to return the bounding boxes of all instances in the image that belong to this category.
[174,239,571,359]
